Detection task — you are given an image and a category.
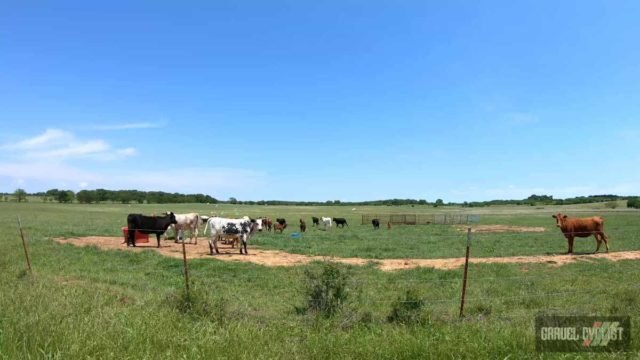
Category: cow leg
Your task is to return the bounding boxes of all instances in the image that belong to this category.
[208,235,220,255]
[596,232,609,253]
[240,234,248,255]
[567,236,574,254]
[156,234,161,248]
[193,227,198,245]
[127,228,135,247]
[214,235,220,254]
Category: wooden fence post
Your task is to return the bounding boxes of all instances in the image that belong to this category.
[181,240,190,297]
[459,227,472,317]
[17,216,32,274]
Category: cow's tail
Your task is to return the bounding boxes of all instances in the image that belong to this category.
[203,218,210,235]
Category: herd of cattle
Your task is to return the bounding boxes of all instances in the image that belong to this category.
[125,213,356,255]
[125,212,610,256]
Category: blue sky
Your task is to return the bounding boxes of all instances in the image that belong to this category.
[1,1,639,202]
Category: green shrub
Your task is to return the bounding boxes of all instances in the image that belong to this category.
[387,288,428,325]
[297,261,351,318]
[604,201,619,209]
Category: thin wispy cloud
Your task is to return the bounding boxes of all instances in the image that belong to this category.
[3,129,72,150]
[1,129,137,161]
[25,140,110,159]
[116,148,137,157]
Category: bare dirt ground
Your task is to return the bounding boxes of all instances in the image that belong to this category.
[53,236,640,271]
[455,224,547,233]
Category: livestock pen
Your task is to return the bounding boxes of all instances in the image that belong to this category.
[361,213,480,225]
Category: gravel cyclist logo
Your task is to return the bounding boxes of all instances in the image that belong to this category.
[582,321,624,348]
[536,315,630,352]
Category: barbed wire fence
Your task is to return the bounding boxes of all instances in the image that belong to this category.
[12,216,640,323]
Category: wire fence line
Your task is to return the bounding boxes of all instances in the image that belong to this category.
[14,217,640,320]
[41,225,640,238]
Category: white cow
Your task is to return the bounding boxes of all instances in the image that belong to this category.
[167,213,201,244]
[203,216,255,255]
[321,217,332,229]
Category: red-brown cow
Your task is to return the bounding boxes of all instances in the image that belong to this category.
[552,213,609,254]
[262,217,273,232]
[274,222,287,233]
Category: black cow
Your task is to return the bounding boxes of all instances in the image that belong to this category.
[372,218,380,229]
[333,217,348,228]
[312,216,320,226]
[276,218,287,226]
[126,212,177,248]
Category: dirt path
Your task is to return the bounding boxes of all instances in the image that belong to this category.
[455,224,546,233]
[53,236,640,271]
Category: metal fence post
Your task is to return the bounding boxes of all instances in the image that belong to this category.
[181,241,190,297]
[17,216,32,274]
[459,227,472,317]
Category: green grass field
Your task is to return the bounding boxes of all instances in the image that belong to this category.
[1,202,639,358]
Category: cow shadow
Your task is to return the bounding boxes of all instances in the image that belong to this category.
[544,251,596,256]
[209,251,251,256]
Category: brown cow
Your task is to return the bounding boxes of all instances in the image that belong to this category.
[552,213,609,254]
[263,217,273,232]
[274,223,287,233]
[299,219,306,232]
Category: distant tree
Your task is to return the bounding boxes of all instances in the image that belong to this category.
[627,197,640,209]
[76,190,96,204]
[229,197,238,204]
[526,194,554,205]
[55,190,74,203]
[13,188,27,202]
[46,189,60,200]
[94,188,111,202]
[434,199,444,207]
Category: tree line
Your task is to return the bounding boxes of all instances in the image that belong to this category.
[5,188,218,204]
[3,189,640,208]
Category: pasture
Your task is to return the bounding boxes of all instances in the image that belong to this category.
[1,202,639,358]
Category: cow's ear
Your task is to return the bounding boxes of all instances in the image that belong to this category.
[562,215,568,219]
[552,215,557,219]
